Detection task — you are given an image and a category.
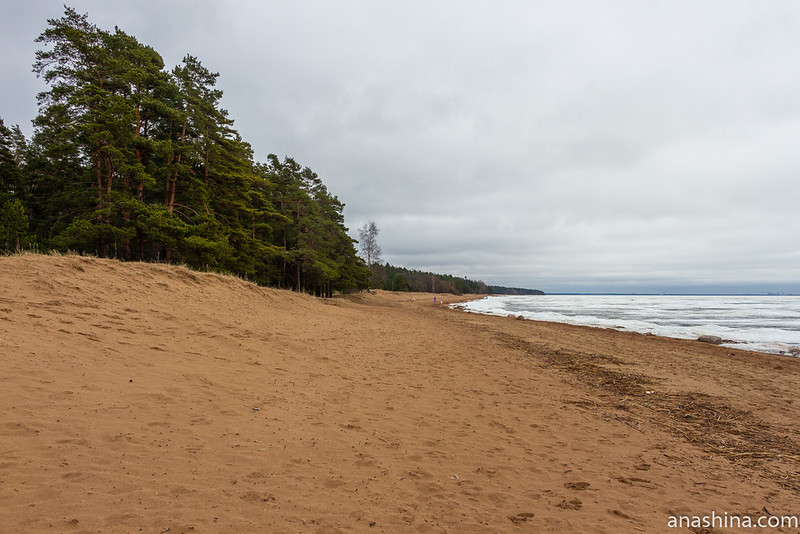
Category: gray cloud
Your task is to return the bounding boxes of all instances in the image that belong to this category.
[2,1,799,292]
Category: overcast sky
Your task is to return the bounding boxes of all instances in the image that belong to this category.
[2,1,799,293]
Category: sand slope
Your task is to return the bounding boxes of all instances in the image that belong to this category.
[2,254,800,533]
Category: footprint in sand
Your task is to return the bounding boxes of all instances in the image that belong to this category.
[564,481,590,491]
[2,422,39,436]
[240,490,276,503]
[557,498,582,510]
[508,512,535,524]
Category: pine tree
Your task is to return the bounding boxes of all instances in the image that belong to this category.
[0,119,32,252]
[16,6,369,292]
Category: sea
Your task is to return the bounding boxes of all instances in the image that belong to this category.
[455,294,800,356]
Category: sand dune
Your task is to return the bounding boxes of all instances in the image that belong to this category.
[2,254,800,532]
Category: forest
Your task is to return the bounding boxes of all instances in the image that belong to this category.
[0,7,370,295]
[1,8,544,297]
[373,263,544,296]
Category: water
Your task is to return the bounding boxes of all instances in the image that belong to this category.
[455,295,800,356]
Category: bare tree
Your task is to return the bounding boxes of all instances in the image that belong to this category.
[358,221,382,269]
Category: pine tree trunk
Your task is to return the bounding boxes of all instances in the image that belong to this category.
[168,173,178,212]
[136,228,144,261]
[95,156,103,204]
[123,211,131,260]
[105,154,114,195]
[167,121,186,208]
[204,126,210,185]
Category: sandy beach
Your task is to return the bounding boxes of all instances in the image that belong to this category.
[2,254,800,533]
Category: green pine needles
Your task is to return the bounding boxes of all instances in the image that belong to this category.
[0,7,370,295]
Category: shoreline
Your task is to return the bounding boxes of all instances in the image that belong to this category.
[2,255,800,532]
[455,293,800,357]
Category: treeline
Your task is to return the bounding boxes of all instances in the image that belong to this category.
[486,285,545,296]
[0,7,369,295]
[373,264,543,296]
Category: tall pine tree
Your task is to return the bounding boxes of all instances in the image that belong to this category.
[17,6,369,292]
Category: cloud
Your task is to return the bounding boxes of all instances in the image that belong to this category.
[2,1,799,292]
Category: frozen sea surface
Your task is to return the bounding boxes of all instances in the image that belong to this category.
[456,295,800,356]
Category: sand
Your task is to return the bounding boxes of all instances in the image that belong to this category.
[2,254,800,533]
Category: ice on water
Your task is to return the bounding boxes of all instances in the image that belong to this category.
[458,295,800,356]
